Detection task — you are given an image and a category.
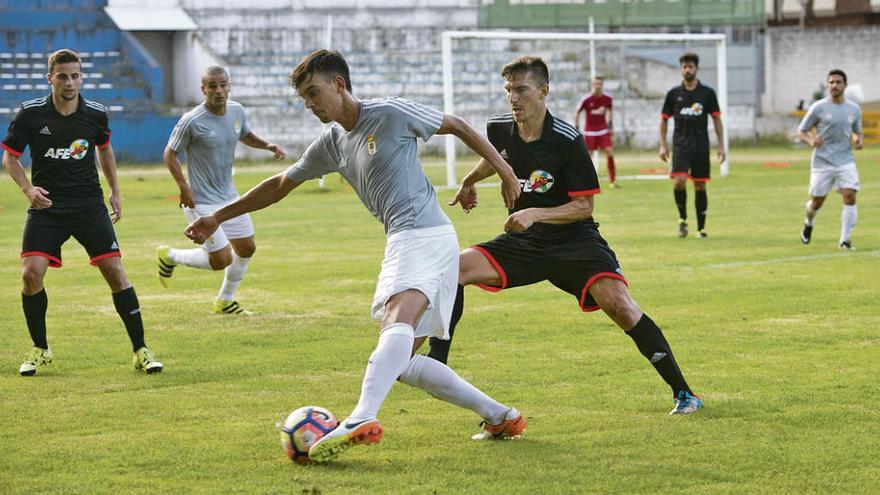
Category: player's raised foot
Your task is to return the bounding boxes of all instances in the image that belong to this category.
[678,219,688,238]
[609,181,620,189]
[19,346,53,376]
[471,407,526,441]
[156,245,176,288]
[800,224,813,244]
[669,390,702,415]
[212,299,253,315]
[133,347,163,374]
[308,418,384,463]
[698,230,708,239]
[839,240,854,250]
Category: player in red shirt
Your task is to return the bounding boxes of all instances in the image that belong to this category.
[574,76,617,187]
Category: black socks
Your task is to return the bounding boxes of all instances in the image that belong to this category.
[112,287,146,352]
[674,188,687,220]
[695,189,708,231]
[626,314,691,396]
[22,289,49,349]
[427,284,464,364]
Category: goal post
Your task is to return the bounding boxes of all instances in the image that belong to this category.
[440,30,729,188]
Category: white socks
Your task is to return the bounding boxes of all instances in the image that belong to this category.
[399,354,509,423]
[840,204,857,244]
[218,254,250,301]
[348,323,415,422]
[168,248,211,270]
[804,200,819,227]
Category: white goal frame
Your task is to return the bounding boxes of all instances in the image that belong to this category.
[441,30,729,188]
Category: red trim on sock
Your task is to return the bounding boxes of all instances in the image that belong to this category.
[472,245,507,292]
[21,251,62,267]
[579,272,628,312]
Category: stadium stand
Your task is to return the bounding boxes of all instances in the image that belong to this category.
[0,0,178,163]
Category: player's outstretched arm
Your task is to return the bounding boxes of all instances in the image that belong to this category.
[96,144,122,223]
[185,172,302,244]
[3,150,52,209]
[163,145,195,208]
[436,114,520,209]
[240,132,287,160]
[449,158,496,213]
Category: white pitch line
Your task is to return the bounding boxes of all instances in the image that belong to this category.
[707,250,880,269]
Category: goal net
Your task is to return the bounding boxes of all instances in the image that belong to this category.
[440,30,729,188]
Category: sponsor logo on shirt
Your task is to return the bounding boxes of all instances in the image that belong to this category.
[519,170,554,193]
[679,103,704,117]
[44,138,89,160]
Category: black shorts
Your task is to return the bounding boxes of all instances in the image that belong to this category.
[21,203,120,268]
[671,148,711,181]
[472,227,627,312]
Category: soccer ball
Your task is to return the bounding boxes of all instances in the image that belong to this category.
[279,406,338,464]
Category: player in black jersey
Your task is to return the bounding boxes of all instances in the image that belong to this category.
[2,49,163,376]
[428,56,702,415]
[659,52,725,238]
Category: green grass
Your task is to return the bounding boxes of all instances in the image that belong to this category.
[1,144,878,494]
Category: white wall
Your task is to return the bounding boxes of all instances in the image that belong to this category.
[172,32,226,107]
[763,25,880,115]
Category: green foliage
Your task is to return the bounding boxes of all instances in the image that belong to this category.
[1,146,878,494]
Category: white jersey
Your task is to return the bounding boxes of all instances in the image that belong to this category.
[798,97,861,170]
[284,97,450,236]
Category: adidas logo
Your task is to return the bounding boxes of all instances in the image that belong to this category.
[39,126,51,135]
[650,352,668,363]
[110,241,119,249]
[500,149,508,158]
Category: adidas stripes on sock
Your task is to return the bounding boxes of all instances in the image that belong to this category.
[112,286,146,352]
[626,314,691,396]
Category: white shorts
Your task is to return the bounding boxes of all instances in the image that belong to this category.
[183,200,255,253]
[371,224,459,340]
[809,163,860,197]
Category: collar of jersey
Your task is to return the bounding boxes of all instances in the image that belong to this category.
[510,108,555,142]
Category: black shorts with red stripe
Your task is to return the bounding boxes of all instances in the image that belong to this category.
[22,203,120,267]
[671,147,711,181]
[472,221,626,312]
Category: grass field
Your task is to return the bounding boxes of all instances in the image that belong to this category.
[1,144,878,494]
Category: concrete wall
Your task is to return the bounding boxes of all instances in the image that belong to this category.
[763,25,880,115]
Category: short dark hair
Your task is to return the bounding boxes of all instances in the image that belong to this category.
[828,69,847,84]
[501,56,549,86]
[201,66,229,84]
[594,75,604,81]
[679,52,699,67]
[290,49,352,92]
[48,49,81,73]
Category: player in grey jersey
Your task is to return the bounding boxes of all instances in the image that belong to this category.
[185,50,524,462]
[157,66,287,314]
[797,69,864,249]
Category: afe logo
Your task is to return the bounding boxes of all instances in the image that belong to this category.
[44,139,89,160]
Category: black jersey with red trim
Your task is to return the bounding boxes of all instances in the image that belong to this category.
[661,81,719,153]
[2,95,111,208]
[486,110,600,237]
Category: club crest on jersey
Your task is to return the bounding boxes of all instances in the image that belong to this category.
[520,170,554,193]
[233,120,241,135]
[44,138,89,160]
[680,103,704,116]
[367,134,377,155]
